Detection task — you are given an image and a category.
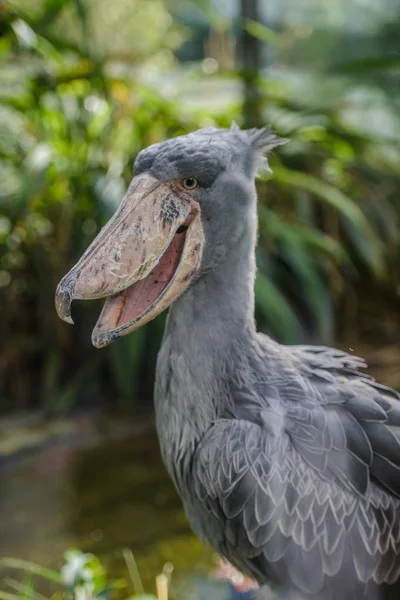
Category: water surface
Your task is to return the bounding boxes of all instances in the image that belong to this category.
[0,415,215,595]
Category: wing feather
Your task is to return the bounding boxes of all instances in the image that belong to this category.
[191,342,400,595]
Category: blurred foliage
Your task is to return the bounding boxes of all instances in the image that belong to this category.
[0,548,241,599]
[0,0,400,411]
[0,549,165,599]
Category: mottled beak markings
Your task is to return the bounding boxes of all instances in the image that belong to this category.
[55,172,204,347]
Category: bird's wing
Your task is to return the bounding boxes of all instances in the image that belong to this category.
[228,341,400,499]
[193,417,400,595]
[192,344,400,594]
[287,344,400,499]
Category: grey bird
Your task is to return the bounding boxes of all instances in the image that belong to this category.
[55,124,400,600]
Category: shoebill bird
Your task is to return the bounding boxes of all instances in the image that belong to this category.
[55,125,400,600]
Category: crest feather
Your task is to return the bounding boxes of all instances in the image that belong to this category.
[230,120,241,133]
[229,122,288,174]
[245,125,288,153]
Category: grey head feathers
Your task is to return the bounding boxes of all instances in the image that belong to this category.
[133,122,287,282]
[134,123,287,182]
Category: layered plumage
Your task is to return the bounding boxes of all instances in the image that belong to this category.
[192,341,400,599]
[145,125,400,600]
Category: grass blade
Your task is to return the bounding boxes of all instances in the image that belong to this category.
[3,578,47,600]
[122,549,144,596]
[0,559,61,585]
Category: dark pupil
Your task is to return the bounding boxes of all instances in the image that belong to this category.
[185,178,195,188]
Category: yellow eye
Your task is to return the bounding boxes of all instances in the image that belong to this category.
[182,177,199,190]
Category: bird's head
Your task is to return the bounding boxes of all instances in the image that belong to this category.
[55,123,285,347]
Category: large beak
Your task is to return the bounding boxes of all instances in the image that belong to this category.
[55,173,204,348]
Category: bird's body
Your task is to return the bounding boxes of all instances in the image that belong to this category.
[56,125,400,600]
[155,240,400,600]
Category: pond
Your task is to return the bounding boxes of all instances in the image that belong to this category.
[0,412,222,597]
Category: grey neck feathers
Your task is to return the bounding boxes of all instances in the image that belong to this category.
[155,211,258,482]
[168,225,257,341]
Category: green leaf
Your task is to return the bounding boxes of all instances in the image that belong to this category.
[270,166,385,276]
[255,272,304,343]
[2,576,45,600]
[331,55,400,74]
[123,548,144,596]
[0,558,62,584]
[47,356,100,416]
[0,592,20,600]
[243,19,281,47]
[110,328,146,406]
[185,0,229,30]
[35,0,72,34]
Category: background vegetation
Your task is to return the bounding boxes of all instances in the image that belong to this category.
[0,549,171,600]
[1,0,400,413]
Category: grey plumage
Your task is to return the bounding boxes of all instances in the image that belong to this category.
[143,126,400,599]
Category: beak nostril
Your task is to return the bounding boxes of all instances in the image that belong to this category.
[176,225,188,234]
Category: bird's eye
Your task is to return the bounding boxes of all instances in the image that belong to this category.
[181,177,199,191]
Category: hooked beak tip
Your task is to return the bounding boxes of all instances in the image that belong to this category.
[63,314,75,326]
[55,279,75,325]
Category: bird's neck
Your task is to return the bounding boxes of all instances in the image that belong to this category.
[155,222,257,485]
[168,229,257,340]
